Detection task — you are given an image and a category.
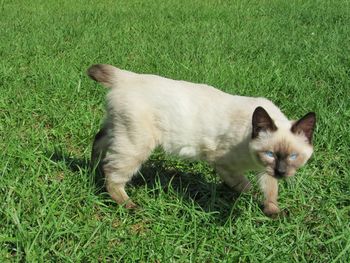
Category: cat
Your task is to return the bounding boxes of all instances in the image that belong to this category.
[88,64,316,217]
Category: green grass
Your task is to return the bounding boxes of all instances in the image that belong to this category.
[1,0,350,261]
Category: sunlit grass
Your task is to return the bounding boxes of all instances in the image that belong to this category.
[1,0,349,261]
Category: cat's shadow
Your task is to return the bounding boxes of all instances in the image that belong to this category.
[49,149,243,222]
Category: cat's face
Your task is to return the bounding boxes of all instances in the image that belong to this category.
[250,107,316,179]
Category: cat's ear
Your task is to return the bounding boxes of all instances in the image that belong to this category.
[291,112,316,144]
[252,107,277,139]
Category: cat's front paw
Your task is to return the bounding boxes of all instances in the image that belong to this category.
[124,200,138,209]
[263,202,280,217]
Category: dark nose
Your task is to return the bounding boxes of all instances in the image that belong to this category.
[275,159,287,178]
[274,169,286,178]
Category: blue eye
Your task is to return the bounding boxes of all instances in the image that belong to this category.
[265,151,274,158]
[289,153,298,160]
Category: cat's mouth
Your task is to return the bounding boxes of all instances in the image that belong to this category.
[265,167,287,179]
[272,170,295,179]
[273,173,286,180]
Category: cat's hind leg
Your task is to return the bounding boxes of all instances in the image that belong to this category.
[103,129,156,208]
[90,124,112,191]
[91,125,109,170]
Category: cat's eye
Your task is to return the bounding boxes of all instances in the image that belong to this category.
[289,153,298,160]
[265,151,274,158]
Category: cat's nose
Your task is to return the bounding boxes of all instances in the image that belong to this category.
[274,169,286,178]
[275,161,287,178]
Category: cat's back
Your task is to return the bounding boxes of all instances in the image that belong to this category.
[89,64,289,128]
[107,67,233,119]
[112,68,287,121]
[111,68,228,100]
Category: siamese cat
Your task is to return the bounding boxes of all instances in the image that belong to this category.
[88,64,316,217]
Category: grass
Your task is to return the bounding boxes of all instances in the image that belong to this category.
[1,0,349,261]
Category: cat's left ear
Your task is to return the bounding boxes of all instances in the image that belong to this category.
[291,112,316,144]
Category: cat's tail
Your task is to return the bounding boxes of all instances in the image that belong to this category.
[87,64,120,88]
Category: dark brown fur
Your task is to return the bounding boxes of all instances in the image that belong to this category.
[252,107,278,138]
[291,112,316,143]
[87,64,116,88]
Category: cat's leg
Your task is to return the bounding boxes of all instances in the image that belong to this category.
[103,130,156,208]
[90,126,111,190]
[216,167,251,193]
[91,125,109,170]
[258,173,280,216]
[103,154,141,208]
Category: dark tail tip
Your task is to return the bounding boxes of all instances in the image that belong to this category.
[87,64,115,87]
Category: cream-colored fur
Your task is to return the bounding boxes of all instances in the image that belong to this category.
[88,64,316,216]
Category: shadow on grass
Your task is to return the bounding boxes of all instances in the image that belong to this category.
[49,150,90,172]
[49,148,243,222]
[132,158,242,220]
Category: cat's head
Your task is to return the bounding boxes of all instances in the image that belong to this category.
[249,107,316,179]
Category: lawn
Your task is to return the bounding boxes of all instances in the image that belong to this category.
[1,0,349,261]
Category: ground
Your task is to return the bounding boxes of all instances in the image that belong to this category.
[1,0,349,261]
